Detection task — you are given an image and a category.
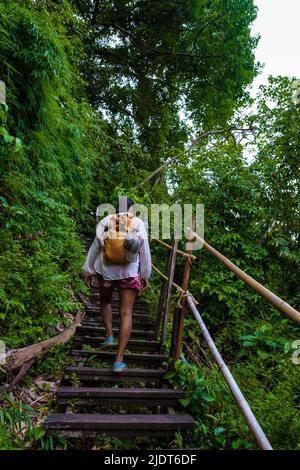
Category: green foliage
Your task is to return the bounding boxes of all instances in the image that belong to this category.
[32,342,72,378]
[165,344,300,450]
[0,0,298,453]
[0,393,68,450]
[73,0,258,164]
[159,77,300,450]
[251,76,300,301]
[165,359,255,449]
[0,1,97,345]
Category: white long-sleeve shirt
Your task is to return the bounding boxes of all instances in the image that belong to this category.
[83,213,152,280]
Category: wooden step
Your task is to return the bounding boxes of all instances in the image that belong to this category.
[45,413,195,437]
[88,297,150,308]
[85,304,150,316]
[86,297,149,305]
[87,302,149,308]
[63,367,166,384]
[85,303,149,310]
[73,337,160,352]
[71,350,167,366]
[57,386,184,406]
[81,317,153,324]
[81,319,155,329]
[76,325,155,338]
[85,312,152,321]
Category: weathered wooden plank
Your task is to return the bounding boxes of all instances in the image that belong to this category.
[85,312,152,321]
[86,305,150,316]
[71,350,167,365]
[58,386,183,397]
[88,297,150,309]
[63,366,165,383]
[57,397,181,406]
[91,300,149,309]
[81,319,155,329]
[76,326,155,338]
[86,296,149,304]
[57,386,184,399]
[45,413,195,431]
[73,337,160,352]
[64,366,165,378]
[45,429,187,438]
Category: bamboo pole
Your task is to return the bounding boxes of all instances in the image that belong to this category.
[151,236,197,260]
[152,263,199,305]
[160,238,179,349]
[186,295,273,450]
[191,231,300,325]
[154,253,172,336]
[135,156,178,188]
[171,217,195,359]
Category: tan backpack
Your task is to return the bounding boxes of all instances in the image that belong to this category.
[103,212,135,264]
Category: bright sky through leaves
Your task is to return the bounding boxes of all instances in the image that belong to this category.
[251,0,300,96]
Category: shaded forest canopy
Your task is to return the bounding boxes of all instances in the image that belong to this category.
[0,0,299,450]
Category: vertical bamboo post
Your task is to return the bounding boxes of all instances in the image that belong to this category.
[154,252,172,337]
[160,237,178,351]
[170,218,195,359]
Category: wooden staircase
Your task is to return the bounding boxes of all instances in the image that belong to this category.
[44,239,194,442]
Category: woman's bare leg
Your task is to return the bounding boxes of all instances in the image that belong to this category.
[100,301,113,338]
[115,288,136,363]
[98,275,114,338]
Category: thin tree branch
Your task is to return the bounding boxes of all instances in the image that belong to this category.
[10,360,35,390]
[135,156,178,189]
[192,15,222,52]
[93,23,223,61]
[192,126,257,145]
[133,126,257,189]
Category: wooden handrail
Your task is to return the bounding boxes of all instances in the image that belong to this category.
[190,231,300,325]
[160,238,178,349]
[170,216,196,359]
[154,256,171,337]
[152,262,273,449]
[186,295,273,450]
[151,229,294,449]
[152,263,199,305]
[150,236,197,260]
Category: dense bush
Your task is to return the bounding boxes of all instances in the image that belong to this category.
[0,2,97,346]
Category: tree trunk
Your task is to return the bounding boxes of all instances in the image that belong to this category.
[3,311,83,372]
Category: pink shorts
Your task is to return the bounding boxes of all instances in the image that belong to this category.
[97,274,141,303]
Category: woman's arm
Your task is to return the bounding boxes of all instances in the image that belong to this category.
[82,218,107,275]
[82,236,101,275]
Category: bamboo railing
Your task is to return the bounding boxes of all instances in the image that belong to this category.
[189,231,300,325]
[186,295,272,450]
[149,231,300,451]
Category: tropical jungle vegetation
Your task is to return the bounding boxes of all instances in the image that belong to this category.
[0,0,299,450]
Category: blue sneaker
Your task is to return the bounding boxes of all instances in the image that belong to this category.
[112,362,128,373]
[100,336,115,348]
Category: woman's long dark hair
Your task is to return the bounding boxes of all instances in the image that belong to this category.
[115,196,134,213]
